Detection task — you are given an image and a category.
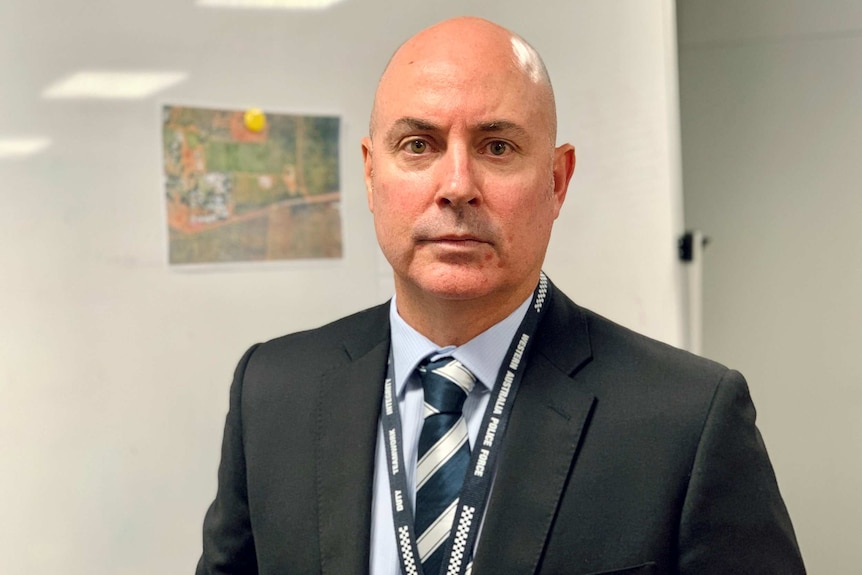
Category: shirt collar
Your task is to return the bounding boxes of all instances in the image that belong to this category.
[389,294,532,396]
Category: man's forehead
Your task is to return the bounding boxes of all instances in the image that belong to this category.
[377,43,540,111]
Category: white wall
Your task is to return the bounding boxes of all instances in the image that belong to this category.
[0,1,685,572]
[678,0,862,572]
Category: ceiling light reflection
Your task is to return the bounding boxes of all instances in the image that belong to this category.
[42,72,187,100]
[197,0,345,9]
[0,138,52,159]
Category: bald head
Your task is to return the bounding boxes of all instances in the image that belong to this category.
[369,17,557,143]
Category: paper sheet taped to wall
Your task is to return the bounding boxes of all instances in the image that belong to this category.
[162,104,342,265]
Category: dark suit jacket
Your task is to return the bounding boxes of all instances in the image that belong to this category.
[197,286,805,574]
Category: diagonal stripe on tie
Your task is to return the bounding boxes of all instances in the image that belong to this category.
[416,498,459,560]
[416,419,469,490]
[428,360,475,396]
[414,357,476,575]
[424,402,440,418]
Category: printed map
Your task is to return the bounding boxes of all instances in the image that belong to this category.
[162,105,342,264]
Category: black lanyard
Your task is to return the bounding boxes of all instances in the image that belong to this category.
[381,273,551,575]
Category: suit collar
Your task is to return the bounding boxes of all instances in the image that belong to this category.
[533,283,594,378]
[340,302,391,362]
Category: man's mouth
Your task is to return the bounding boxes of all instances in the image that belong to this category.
[420,235,489,246]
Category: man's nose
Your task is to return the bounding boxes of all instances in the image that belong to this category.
[435,143,481,208]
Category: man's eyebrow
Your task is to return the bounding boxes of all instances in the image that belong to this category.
[477,121,529,139]
[385,117,440,141]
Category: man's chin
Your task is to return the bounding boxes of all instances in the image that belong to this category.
[401,267,498,302]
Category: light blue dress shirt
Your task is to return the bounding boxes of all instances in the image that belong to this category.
[369,294,532,575]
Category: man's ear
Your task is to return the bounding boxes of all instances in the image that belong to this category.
[551,143,576,217]
[361,137,375,212]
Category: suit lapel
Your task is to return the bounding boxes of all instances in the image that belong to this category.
[316,306,390,575]
[473,287,597,574]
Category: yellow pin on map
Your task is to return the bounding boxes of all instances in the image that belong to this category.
[244,108,266,133]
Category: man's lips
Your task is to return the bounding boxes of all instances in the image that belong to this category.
[418,235,490,245]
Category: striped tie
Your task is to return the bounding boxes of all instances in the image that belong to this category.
[414,357,476,575]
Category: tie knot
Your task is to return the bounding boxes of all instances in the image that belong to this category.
[418,357,476,416]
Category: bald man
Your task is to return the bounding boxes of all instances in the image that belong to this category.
[197,18,805,575]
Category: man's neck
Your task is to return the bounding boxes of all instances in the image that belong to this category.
[393,281,537,347]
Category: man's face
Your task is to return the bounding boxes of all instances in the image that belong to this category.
[363,25,574,309]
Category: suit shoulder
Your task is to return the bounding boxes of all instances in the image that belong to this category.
[545,288,731,393]
[547,291,750,444]
[586,306,727,379]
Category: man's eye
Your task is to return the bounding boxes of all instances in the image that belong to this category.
[487,141,510,156]
[406,139,428,154]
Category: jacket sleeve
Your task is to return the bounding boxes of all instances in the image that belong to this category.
[196,345,261,575]
[678,369,806,573]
